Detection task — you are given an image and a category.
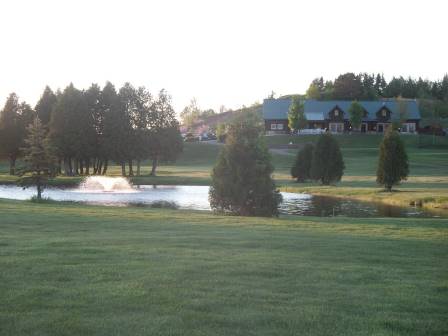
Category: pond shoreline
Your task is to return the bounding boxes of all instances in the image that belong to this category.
[1,173,447,217]
[280,185,448,217]
[0,183,443,218]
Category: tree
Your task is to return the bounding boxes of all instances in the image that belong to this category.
[0,93,34,175]
[209,118,282,217]
[18,118,57,200]
[348,101,364,131]
[288,98,307,133]
[35,86,57,126]
[306,83,321,99]
[376,130,409,191]
[291,143,314,182]
[332,73,362,100]
[180,98,201,129]
[216,123,227,142]
[85,83,104,174]
[311,133,345,185]
[48,83,94,176]
[147,90,183,176]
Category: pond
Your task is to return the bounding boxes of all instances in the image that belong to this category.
[0,177,439,218]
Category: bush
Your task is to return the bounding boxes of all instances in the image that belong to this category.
[310,133,345,185]
[209,119,282,217]
[291,143,314,182]
[376,130,409,191]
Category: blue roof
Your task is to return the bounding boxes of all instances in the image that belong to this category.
[263,98,421,121]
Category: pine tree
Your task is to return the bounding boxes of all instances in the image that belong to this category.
[147,90,183,176]
[35,86,57,125]
[311,133,345,185]
[0,93,34,175]
[291,143,314,182]
[376,130,409,191]
[18,118,57,200]
[209,118,282,217]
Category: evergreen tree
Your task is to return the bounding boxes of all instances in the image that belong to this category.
[35,86,57,125]
[147,89,183,176]
[348,101,364,131]
[118,83,139,176]
[332,73,362,100]
[0,93,34,175]
[98,81,121,175]
[311,133,345,185]
[291,143,314,182]
[85,83,104,174]
[18,118,57,200]
[48,83,93,176]
[209,118,282,217]
[306,83,321,99]
[376,130,409,191]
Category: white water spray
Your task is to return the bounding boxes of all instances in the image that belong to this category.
[78,176,134,192]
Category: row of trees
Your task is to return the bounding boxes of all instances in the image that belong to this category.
[306,73,448,102]
[291,134,345,185]
[291,130,409,191]
[0,83,183,177]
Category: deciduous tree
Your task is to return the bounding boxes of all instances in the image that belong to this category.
[348,101,364,131]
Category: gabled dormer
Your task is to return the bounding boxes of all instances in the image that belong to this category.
[328,105,345,121]
[376,104,392,122]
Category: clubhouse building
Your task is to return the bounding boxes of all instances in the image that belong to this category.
[263,98,421,134]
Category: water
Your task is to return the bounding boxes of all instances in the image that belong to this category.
[0,176,439,218]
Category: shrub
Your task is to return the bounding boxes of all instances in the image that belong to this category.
[376,129,409,191]
[291,143,314,182]
[209,119,282,217]
[310,133,345,185]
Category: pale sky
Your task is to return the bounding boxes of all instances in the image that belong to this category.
[0,0,447,113]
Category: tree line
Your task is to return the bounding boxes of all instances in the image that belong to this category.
[306,73,448,103]
[291,130,408,191]
[0,82,183,177]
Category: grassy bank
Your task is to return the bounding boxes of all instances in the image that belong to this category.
[1,199,447,335]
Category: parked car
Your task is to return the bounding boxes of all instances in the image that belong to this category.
[184,132,199,142]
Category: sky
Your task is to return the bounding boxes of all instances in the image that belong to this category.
[0,0,447,113]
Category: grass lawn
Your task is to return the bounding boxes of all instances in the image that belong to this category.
[1,199,447,335]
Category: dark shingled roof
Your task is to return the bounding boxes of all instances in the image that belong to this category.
[263,98,421,121]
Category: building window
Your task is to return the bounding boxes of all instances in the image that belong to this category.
[271,124,277,130]
[334,109,339,116]
[277,123,284,130]
[401,123,416,133]
[382,109,387,117]
[329,123,344,133]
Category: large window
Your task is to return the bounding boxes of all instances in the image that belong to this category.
[401,123,416,133]
[270,123,284,131]
[329,123,344,133]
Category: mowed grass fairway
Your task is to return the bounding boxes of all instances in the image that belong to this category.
[1,200,448,335]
